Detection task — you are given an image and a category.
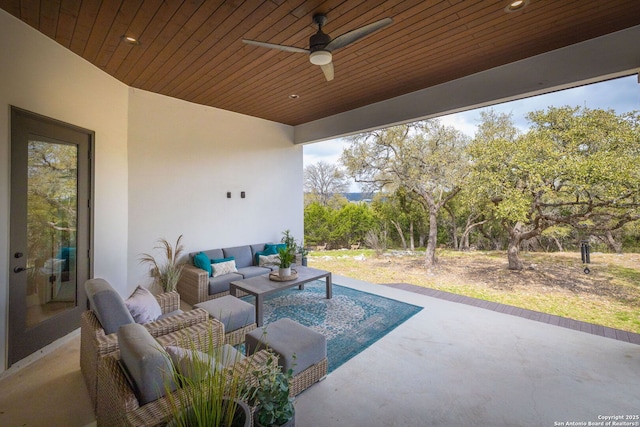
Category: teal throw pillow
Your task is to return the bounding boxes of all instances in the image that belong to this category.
[212,256,235,264]
[264,243,286,254]
[254,250,267,265]
[193,252,212,277]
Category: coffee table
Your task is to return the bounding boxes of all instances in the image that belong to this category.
[230,266,332,327]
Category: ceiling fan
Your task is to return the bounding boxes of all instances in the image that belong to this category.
[242,14,393,81]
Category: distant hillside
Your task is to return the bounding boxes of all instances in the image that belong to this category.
[343,192,374,202]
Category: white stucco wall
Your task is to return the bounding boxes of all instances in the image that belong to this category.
[126,89,302,290]
[0,10,130,371]
[0,10,302,371]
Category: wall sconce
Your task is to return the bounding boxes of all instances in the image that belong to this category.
[241,191,246,198]
[227,192,231,198]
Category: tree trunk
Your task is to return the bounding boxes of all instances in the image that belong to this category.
[424,209,438,268]
[409,221,415,251]
[507,239,523,271]
[605,230,623,254]
[390,220,407,249]
[551,236,563,252]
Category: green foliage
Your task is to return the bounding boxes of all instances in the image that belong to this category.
[467,107,640,268]
[342,119,469,266]
[248,352,295,427]
[276,246,295,269]
[27,140,78,269]
[138,235,185,292]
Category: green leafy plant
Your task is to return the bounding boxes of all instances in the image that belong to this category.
[138,235,185,292]
[276,246,296,269]
[248,352,295,427]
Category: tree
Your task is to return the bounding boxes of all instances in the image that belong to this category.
[342,120,469,267]
[468,107,640,270]
[303,161,350,206]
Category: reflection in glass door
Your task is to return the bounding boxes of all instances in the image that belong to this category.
[26,139,78,328]
[9,107,92,366]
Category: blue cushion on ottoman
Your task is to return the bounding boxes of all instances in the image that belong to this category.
[195,295,255,332]
[246,318,326,376]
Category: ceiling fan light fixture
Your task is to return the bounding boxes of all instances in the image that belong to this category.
[310,50,332,66]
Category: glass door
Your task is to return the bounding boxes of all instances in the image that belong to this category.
[9,107,93,366]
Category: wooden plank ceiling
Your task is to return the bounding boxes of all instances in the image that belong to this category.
[2,0,640,126]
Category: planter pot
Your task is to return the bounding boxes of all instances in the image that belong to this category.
[167,398,252,427]
[279,267,291,277]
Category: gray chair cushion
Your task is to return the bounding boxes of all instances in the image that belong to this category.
[195,295,255,332]
[118,323,175,405]
[246,318,327,376]
[85,278,134,335]
[222,245,253,268]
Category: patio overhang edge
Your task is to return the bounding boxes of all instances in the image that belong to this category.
[293,24,640,145]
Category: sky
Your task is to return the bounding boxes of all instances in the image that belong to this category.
[303,74,640,192]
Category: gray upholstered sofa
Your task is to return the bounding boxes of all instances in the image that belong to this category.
[177,243,284,306]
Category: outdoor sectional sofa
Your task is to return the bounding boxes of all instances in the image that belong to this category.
[177,243,285,306]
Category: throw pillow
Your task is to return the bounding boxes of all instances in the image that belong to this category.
[125,286,162,324]
[259,253,280,266]
[193,252,213,277]
[212,256,235,264]
[264,243,286,254]
[212,259,237,277]
[165,344,245,383]
[165,346,218,383]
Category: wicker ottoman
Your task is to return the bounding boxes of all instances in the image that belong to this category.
[195,295,257,346]
[246,318,328,396]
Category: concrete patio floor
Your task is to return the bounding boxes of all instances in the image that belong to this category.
[1,274,638,427]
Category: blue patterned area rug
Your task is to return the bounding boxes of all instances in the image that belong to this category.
[243,280,422,373]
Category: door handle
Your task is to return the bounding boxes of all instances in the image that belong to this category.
[14,267,26,273]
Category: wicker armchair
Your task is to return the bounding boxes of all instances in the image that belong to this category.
[80,279,212,412]
[96,327,271,427]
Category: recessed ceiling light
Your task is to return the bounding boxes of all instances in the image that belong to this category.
[121,35,140,45]
[504,0,529,13]
[289,94,299,99]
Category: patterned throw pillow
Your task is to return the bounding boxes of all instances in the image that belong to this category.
[258,253,280,266]
[211,259,237,277]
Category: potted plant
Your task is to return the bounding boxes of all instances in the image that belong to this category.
[164,333,253,427]
[248,352,295,427]
[138,235,185,292]
[276,246,295,278]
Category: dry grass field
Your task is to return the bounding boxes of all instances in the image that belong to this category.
[307,249,640,334]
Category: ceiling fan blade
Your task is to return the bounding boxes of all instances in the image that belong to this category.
[242,39,308,54]
[320,62,334,81]
[325,17,393,51]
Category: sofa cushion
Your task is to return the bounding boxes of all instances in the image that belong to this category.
[222,245,253,269]
[125,286,162,324]
[208,272,244,296]
[118,323,176,405]
[237,266,271,279]
[193,252,212,277]
[85,278,135,335]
